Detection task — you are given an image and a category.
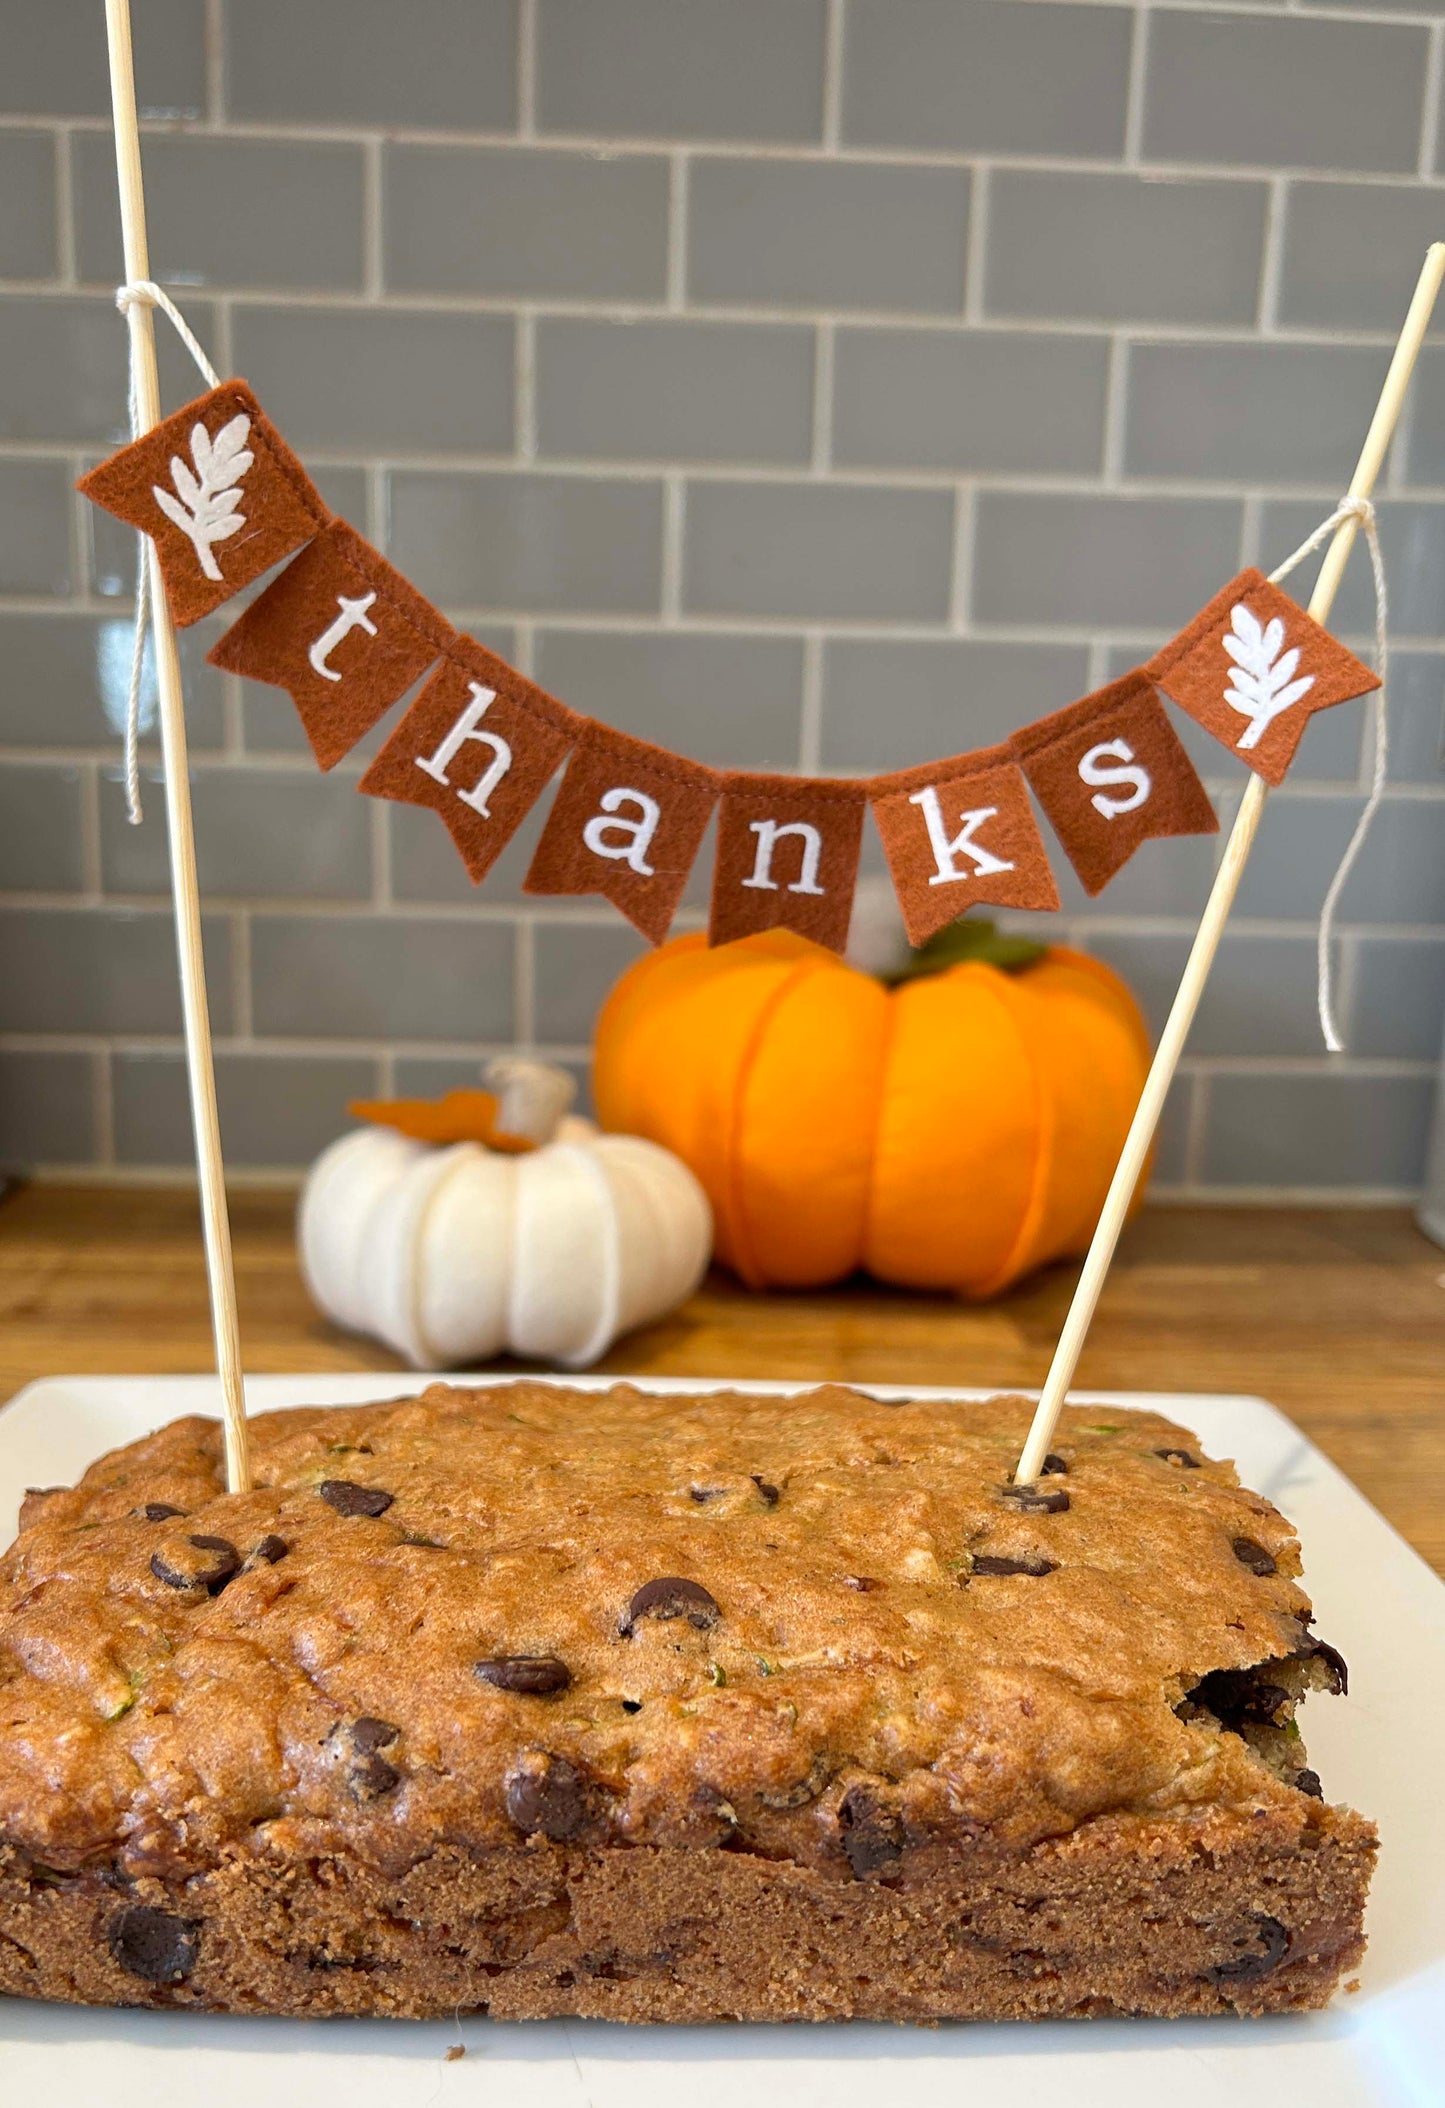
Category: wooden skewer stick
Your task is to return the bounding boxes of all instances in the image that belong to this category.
[1014,241,1445,1488]
[103,0,251,1495]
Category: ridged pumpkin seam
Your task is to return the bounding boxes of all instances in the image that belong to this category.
[722,953,825,1289]
[860,966,903,1272]
[969,962,1057,1301]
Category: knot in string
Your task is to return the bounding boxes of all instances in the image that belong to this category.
[113,281,220,826]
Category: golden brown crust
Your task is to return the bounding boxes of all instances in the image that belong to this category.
[0,1383,1375,2019]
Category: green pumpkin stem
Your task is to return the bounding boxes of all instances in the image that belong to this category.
[883,916,1048,984]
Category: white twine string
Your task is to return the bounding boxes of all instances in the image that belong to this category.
[112,280,221,825]
[1265,495,1389,1053]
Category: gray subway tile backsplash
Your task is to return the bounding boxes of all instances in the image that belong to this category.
[984,171,1268,329]
[0,0,1439,1190]
[534,631,806,770]
[230,306,514,454]
[225,0,518,131]
[3,0,205,119]
[0,459,73,597]
[0,132,57,280]
[537,0,826,143]
[112,1048,380,1167]
[841,0,1132,159]
[388,470,663,613]
[73,133,367,294]
[1124,341,1392,486]
[0,1049,96,1167]
[0,907,232,1036]
[385,146,669,301]
[1143,11,1428,174]
[535,317,815,467]
[832,329,1108,477]
[971,493,1244,632]
[683,479,956,621]
[251,914,514,1042]
[687,158,971,314]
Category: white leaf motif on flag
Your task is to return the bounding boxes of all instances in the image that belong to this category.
[150,413,254,582]
[1221,601,1315,751]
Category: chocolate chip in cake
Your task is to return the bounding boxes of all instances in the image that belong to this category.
[1232,1536,1277,1576]
[349,1753,400,1800]
[250,1533,289,1566]
[1296,1768,1324,1800]
[318,1479,393,1518]
[1295,1634,1348,1695]
[1155,1447,1200,1470]
[108,1904,199,1984]
[349,1716,400,1754]
[972,1554,1058,1578]
[750,1475,781,1507]
[689,1486,723,1503]
[997,1483,1070,1514]
[1206,1912,1290,1986]
[149,1534,242,1596]
[620,1576,720,1637]
[1040,1454,1068,1477]
[475,1655,572,1695]
[837,1786,906,1878]
[620,1698,643,1715]
[141,1502,184,1522]
[505,1750,589,1839]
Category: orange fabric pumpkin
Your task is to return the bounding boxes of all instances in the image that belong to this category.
[592,929,1151,1298]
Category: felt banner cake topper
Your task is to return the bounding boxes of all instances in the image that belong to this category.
[1144,568,1382,787]
[207,517,454,770]
[524,726,719,944]
[1012,673,1218,896]
[870,745,1059,945]
[709,774,868,952]
[78,380,326,626]
[77,370,1388,954]
[358,637,579,882]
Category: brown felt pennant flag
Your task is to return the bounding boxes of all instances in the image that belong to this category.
[1012,671,1217,897]
[524,724,719,944]
[77,380,327,627]
[1144,567,1381,787]
[207,517,455,769]
[359,636,580,883]
[871,744,1059,945]
[709,773,868,953]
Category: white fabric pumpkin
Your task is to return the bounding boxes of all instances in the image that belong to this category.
[298,1116,712,1370]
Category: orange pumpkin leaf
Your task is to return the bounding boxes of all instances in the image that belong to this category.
[348,1091,537,1153]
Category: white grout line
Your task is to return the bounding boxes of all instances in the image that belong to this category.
[204,0,225,127]
[53,128,76,287]
[821,0,845,153]
[1420,18,1444,182]
[947,483,974,633]
[1123,6,1150,168]
[666,152,690,310]
[1256,174,1287,335]
[660,474,685,622]
[91,1046,115,1167]
[798,632,824,772]
[362,136,384,299]
[810,321,834,473]
[231,908,253,1041]
[514,307,538,460]
[962,163,989,325]
[517,0,538,141]
[513,916,535,1046]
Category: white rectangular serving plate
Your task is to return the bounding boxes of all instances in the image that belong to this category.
[1,1373,1442,2108]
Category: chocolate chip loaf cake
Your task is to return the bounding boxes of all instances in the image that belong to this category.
[0,1383,1374,2022]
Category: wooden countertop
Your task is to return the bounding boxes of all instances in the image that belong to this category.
[1,1182,1442,1573]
